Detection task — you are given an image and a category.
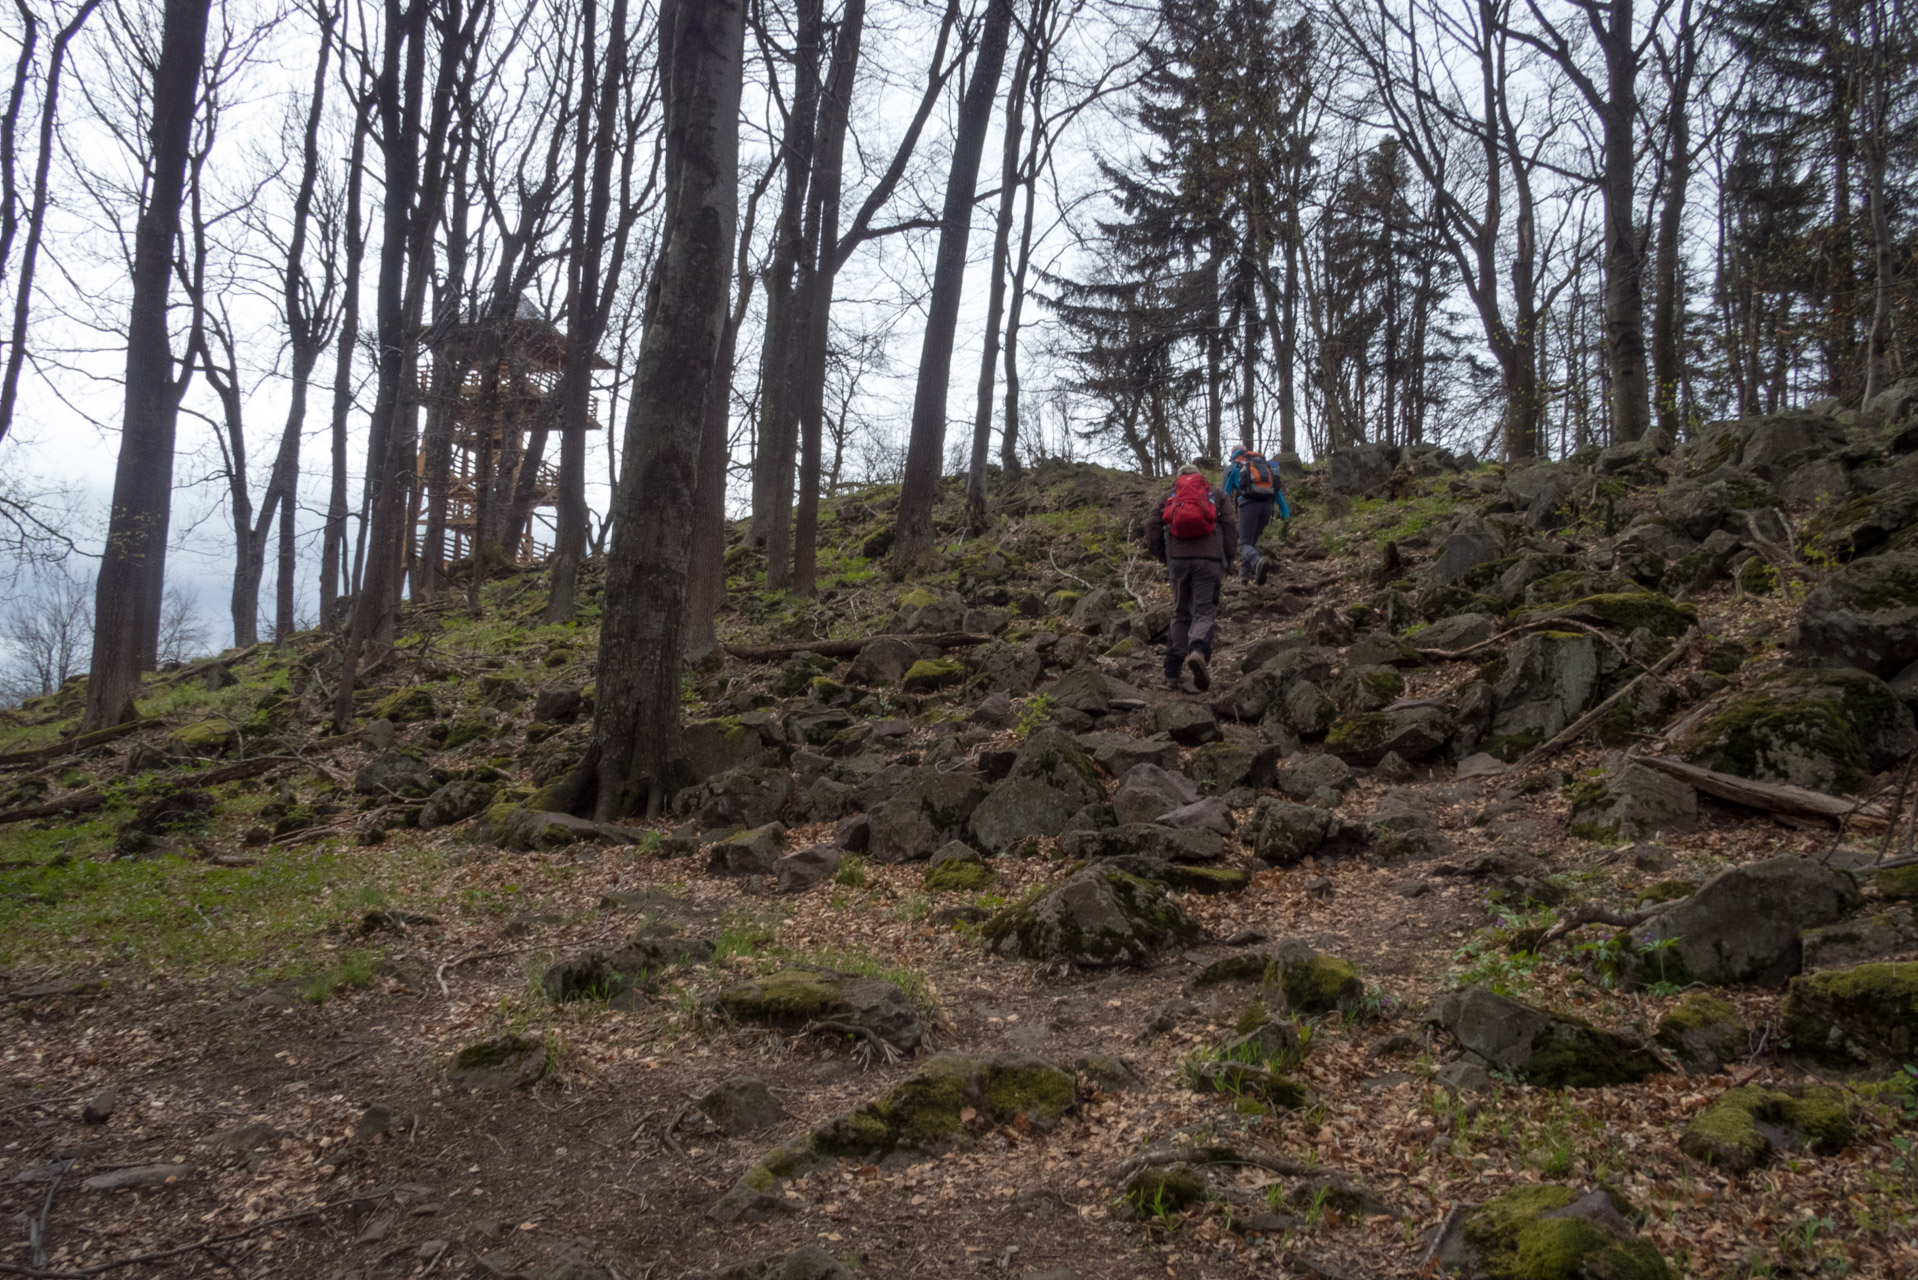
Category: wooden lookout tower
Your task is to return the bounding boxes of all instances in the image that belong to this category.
[413,296,607,572]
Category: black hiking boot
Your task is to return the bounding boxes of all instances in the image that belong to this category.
[1256,558,1270,586]
[1186,650,1210,692]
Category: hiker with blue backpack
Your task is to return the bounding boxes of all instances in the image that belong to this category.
[1146,463,1238,692]
[1224,445,1287,584]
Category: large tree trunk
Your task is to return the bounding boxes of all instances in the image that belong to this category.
[750,0,824,587]
[790,0,866,597]
[963,16,1035,534]
[1599,0,1649,444]
[589,0,744,819]
[83,0,210,730]
[1650,9,1694,450]
[1860,0,1892,403]
[891,0,1014,571]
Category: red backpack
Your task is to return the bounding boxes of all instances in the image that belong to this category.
[1162,473,1218,539]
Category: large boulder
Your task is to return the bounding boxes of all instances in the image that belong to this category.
[866,768,990,862]
[1627,855,1863,988]
[1678,667,1917,794]
[1432,987,1667,1088]
[1792,547,1918,677]
[1679,1084,1853,1174]
[1326,444,1395,496]
[712,969,923,1055]
[1738,412,1844,480]
[418,779,497,830]
[675,766,793,832]
[1488,631,1598,748]
[1654,992,1750,1075]
[1324,702,1455,766]
[1244,797,1364,865]
[983,866,1199,966]
[849,636,920,686]
[1429,517,1507,586]
[680,719,766,784]
[1059,823,1224,863]
[968,776,1081,854]
[1435,1185,1673,1280]
[353,750,434,799]
[1781,961,1918,1072]
[1004,726,1101,806]
[1567,762,1699,843]
[1362,790,1455,862]
[1111,764,1199,825]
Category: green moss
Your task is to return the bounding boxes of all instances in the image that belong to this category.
[1188,953,1277,990]
[924,858,994,892]
[898,588,940,610]
[1509,593,1697,639]
[978,1057,1078,1123]
[1637,879,1697,905]
[713,969,842,1026]
[1736,558,1779,595]
[1521,1018,1669,1088]
[1360,666,1406,701]
[1146,864,1250,894]
[1679,1085,1854,1172]
[452,1033,540,1072]
[1464,1185,1671,1280]
[1679,666,1903,794]
[1325,713,1389,754]
[1279,954,1363,1015]
[167,718,238,756]
[1873,865,1918,899]
[901,659,966,693]
[1782,961,1918,1065]
[1122,1165,1207,1218]
[441,714,497,749]
[1481,729,1544,763]
[369,687,436,722]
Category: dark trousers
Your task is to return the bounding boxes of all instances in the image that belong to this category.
[1166,557,1223,674]
[1238,497,1276,577]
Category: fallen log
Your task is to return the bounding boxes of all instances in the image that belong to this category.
[1417,616,1633,664]
[145,643,262,689]
[1513,628,1697,771]
[1633,754,1891,833]
[0,756,297,827]
[723,632,993,661]
[0,720,164,770]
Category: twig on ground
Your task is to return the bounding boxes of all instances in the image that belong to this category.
[0,1191,394,1278]
[28,1159,68,1268]
[1536,904,1659,950]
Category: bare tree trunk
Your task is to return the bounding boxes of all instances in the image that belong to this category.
[589,0,744,819]
[892,0,1013,570]
[750,0,824,586]
[1650,0,1695,449]
[322,104,368,629]
[964,15,1035,533]
[547,0,629,623]
[791,0,865,596]
[1860,0,1893,403]
[0,1,97,449]
[83,0,210,730]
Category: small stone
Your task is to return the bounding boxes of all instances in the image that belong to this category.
[84,1163,191,1192]
[1374,750,1413,782]
[417,1240,448,1261]
[696,1078,785,1136]
[1394,878,1430,899]
[81,1089,115,1124]
[1304,876,1333,901]
[359,718,396,750]
[1455,752,1507,779]
[1435,1060,1491,1094]
[1627,842,1675,871]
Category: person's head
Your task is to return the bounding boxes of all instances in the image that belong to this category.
[1230,446,1249,463]
[1178,463,1202,479]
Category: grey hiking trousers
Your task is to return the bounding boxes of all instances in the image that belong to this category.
[1165,557,1224,675]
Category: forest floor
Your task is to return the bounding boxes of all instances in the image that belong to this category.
[1,459,1916,1280]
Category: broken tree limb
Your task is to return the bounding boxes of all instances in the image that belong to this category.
[1633,755,1892,833]
[1416,616,1632,664]
[0,720,164,770]
[723,632,992,661]
[1536,904,1659,950]
[0,756,299,828]
[1513,628,1698,771]
[144,643,261,690]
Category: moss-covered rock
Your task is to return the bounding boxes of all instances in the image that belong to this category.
[712,968,923,1054]
[1188,1058,1309,1110]
[441,712,499,749]
[1654,993,1748,1074]
[166,718,239,758]
[924,856,994,892]
[1679,1084,1853,1173]
[1434,987,1668,1088]
[1509,591,1697,640]
[447,1034,548,1090]
[1121,1164,1208,1219]
[1781,961,1918,1071]
[1874,864,1918,899]
[1325,703,1455,765]
[369,686,436,723]
[901,659,966,694]
[1459,1185,1672,1280]
[1278,954,1364,1016]
[1677,666,1917,794]
[982,867,1199,966]
[712,1053,1075,1222]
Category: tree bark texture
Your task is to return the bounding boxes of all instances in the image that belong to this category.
[83,0,211,729]
[590,0,743,819]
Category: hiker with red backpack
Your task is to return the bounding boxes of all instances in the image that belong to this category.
[1146,463,1238,692]
[1224,445,1285,584]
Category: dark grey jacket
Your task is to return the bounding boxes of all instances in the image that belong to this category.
[1146,483,1238,566]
